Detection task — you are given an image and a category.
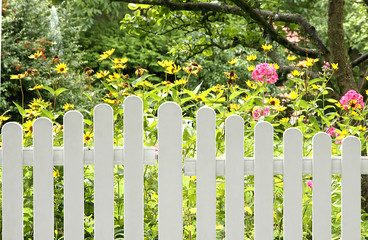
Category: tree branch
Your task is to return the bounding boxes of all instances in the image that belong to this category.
[114,0,325,57]
[351,53,368,68]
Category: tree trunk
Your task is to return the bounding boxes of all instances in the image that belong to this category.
[327,0,357,95]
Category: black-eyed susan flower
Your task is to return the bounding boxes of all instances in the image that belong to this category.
[270,63,279,70]
[331,63,338,70]
[53,169,60,178]
[29,85,43,90]
[288,91,298,100]
[135,66,148,77]
[246,80,257,89]
[84,131,93,144]
[248,65,255,72]
[62,103,74,111]
[107,72,121,82]
[174,78,188,85]
[276,106,287,111]
[98,48,115,61]
[287,56,296,61]
[291,69,301,77]
[24,109,40,119]
[158,60,174,68]
[161,81,173,86]
[0,115,10,121]
[23,120,34,137]
[267,97,280,106]
[262,44,272,52]
[29,51,43,60]
[165,64,181,74]
[11,73,26,79]
[228,58,238,65]
[96,70,110,78]
[230,103,240,111]
[281,117,289,123]
[223,71,238,80]
[246,54,257,61]
[55,63,69,74]
[112,58,128,64]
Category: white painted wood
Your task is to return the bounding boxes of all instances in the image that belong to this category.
[124,96,144,239]
[196,107,216,240]
[33,117,54,239]
[158,102,183,240]
[341,136,361,239]
[94,104,114,240]
[2,122,23,239]
[254,121,273,239]
[225,115,244,239]
[64,111,84,239]
[283,128,303,239]
[312,133,331,240]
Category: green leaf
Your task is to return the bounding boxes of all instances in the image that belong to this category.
[42,86,55,95]
[229,91,243,101]
[13,102,26,116]
[40,110,55,120]
[132,74,152,87]
[193,81,203,95]
[83,93,93,102]
[203,48,213,56]
[55,88,68,96]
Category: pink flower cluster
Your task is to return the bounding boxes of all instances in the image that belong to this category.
[340,90,364,110]
[252,63,278,84]
[326,126,342,144]
[252,107,270,120]
[306,180,312,189]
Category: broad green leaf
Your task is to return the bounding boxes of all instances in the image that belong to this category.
[42,86,55,95]
[40,110,55,120]
[193,81,203,95]
[55,88,68,96]
[13,102,26,116]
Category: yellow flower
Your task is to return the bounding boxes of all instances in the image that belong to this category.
[24,109,40,119]
[243,95,251,102]
[84,131,93,144]
[194,96,205,102]
[189,176,197,181]
[246,54,257,61]
[223,71,238,80]
[270,63,279,70]
[62,103,74,111]
[183,62,203,76]
[262,44,272,52]
[358,126,367,131]
[28,51,43,60]
[291,70,301,77]
[103,98,117,104]
[311,84,319,90]
[246,80,257,89]
[112,58,128,64]
[268,97,280,106]
[165,64,181,74]
[136,80,153,88]
[96,70,110,78]
[11,73,26,79]
[29,84,43,90]
[248,65,255,72]
[366,76,368,81]
[55,63,69,73]
[135,66,148,76]
[288,91,298,100]
[107,72,121,82]
[276,106,287,111]
[174,78,188,85]
[351,111,358,116]
[98,48,115,61]
[158,60,174,68]
[281,117,289,123]
[331,63,338,70]
[189,208,196,214]
[230,103,240,111]
[287,56,296,61]
[0,115,10,121]
[23,120,34,137]
[53,169,60,178]
[112,63,127,69]
[228,58,238,65]
[28,98,49,110]
[161,81,173,86]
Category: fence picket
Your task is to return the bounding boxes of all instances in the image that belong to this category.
[312,133,331,239]
[196,107,216,239]
[64,111,84,239]
[158,102,183,240]
[254,121,274,239]
[341,136,361,239]
[33,117,54,239]
[124,96,144,239]
[94,104,114,240]
[225,115,244,239]
[2,123,23,239]
[283,128,303,239]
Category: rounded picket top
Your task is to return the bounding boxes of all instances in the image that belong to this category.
[254,120,273,133]
[64,110,83,123]
[158,101,182,116]
[94,103,113,116]
[284,127,302,139]
[197,106,216,119]
[2,121,23,134]
[342,135,360,146]
[225,114,244,126]
[33,117,53,131]
[124,95,143,106]
[312,132,331,144]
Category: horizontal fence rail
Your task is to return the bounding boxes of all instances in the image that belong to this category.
[0,96,364,239]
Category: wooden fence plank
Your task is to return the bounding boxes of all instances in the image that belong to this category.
[254,121,273,239]
[33,117,54,239]
[225,115,244,239]
[64,111,84,239]
[196,107,216,240]
[283,128,303,239]
[94,104,114,240]
[341,136,361,239]
[124,96,144,239]
[158,102,183,240]
[2,122,23,239]
[312,133,331,239]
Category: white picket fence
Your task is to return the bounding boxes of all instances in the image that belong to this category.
[0,95,365,239]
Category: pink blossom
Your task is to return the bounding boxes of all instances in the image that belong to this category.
[252,107,270,120]
[339,90,364,110]
[326,126,336,136]
[252,63,278,84]
[307,180,312,189]
[335,132,342,145]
